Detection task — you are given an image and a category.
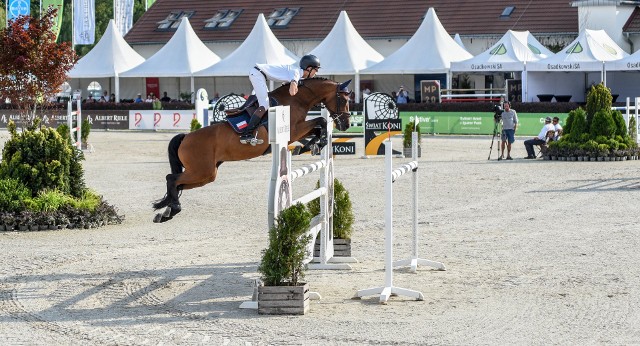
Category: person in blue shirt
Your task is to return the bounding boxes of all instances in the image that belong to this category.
[240,54,321,144]
[134,93,143,103]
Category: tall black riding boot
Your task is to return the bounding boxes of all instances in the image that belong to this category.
[240,106,266,144]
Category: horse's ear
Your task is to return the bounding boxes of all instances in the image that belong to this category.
[339,80,352,93]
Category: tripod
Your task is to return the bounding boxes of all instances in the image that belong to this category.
[488,119,502,160]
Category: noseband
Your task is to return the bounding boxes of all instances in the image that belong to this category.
[299,80,351,128]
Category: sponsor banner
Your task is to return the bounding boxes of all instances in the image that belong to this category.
[8,0,30,20]
[0,110,130,130]
[42,0,64,39]
[332,142,356,155]
[73,0,95,45]
[114,0,134,35]
[129,110,196,130]
[400,112,568,136]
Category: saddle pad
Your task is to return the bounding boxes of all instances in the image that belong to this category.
[227,113,268,134]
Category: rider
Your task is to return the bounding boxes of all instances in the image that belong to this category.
[240,54,321,143]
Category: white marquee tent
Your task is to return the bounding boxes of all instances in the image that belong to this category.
[193,14,298,98]
[527,29,628,102]
[120,17,221,99]
[605,49,640,101]
[451,30,553,102]
[453,33,468,52]
[308,10,384,102]
[361,7,472,98]
[67,19,145,102]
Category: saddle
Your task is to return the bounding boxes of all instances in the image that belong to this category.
[225,94,278,117]
[225,95,279,134]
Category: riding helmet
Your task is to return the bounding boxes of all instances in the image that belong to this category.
[300,54,321,70]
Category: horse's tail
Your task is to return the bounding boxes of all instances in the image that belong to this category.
[168,133,186,174]
[152,133,186,210]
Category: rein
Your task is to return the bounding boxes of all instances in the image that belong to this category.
[299,81,350,128]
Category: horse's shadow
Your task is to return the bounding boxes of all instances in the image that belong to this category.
[1,262,264,325]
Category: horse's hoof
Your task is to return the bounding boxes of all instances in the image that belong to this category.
[153,213,172,223]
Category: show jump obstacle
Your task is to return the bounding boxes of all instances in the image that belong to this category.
[355,127,445,304]
[240,106,357,310]
[67,99,82,150]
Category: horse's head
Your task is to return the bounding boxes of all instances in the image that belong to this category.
[319,79,351,131]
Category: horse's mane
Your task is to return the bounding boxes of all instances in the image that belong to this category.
[270,77,334,101]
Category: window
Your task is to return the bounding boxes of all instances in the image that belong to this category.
[204,9,242,30]
[157,11,195,31]
[87,81,102,98]
[500,6,515,18]
[267,7,299,28]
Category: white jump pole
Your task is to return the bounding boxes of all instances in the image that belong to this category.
[354,140,424,304]
[393,130,446,273]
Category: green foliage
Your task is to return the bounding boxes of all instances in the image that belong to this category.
[590,109,616,139]
[585,83,612,128]
[57,123,71,143]
[258,203,313,286]
[0,121,85,198]
[190,118,202,132]
[565,107,587,139]
[612,110,627,138]
[0,178,31,212]
[629,115,638,143]
[403,120,422,148]
[81,119,91,144]
[307,179,354,239]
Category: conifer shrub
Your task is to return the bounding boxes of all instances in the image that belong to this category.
[258,203,312,286]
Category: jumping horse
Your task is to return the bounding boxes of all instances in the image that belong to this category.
[152,78,352,223]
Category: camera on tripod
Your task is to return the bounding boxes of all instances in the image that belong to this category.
[493,104,503,122]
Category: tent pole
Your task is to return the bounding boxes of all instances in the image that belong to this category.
[115,75,120,104]
[355,72,361,103]
[190,76,195,103]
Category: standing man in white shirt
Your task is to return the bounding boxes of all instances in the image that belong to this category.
[240,54,321,144]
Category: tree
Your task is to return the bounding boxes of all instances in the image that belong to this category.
[0,8,77,125]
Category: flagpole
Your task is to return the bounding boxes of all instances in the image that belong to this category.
[71,0,75,48]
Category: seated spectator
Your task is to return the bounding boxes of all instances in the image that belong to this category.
[134,94,143,103]
[99,95,107,102]
[110,93,116,102]
[524,117,556,159]
[145,94,153,103]
[210,92,220,104]
[160,91,171,102]
[152,96,162,110]
[102,90,110,102]
[553,116,563,141]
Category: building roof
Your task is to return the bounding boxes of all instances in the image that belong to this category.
[623,6,640,33]
[124,0,579,45]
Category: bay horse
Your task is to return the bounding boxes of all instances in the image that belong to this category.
[152,77,352,223]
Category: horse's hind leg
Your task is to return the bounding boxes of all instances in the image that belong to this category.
[153,173,183,223]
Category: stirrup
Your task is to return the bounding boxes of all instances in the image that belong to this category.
[240,132,264,145]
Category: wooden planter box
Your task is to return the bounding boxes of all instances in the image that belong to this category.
[258,283,310,315]
[314,237,351,257]
[403,146,421,158]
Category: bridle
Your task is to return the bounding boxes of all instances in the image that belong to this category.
[300,80,351,129]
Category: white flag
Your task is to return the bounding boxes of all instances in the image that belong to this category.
[73,0,95,44]
[114,0,134,36]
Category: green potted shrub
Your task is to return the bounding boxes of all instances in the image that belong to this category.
[403,120,422,158]
[308,178,355,258]
[81,119,91,150]
[257,203,313,315]
[190,118,202,132]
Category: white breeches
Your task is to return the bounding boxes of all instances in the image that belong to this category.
[249,68,269,109]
